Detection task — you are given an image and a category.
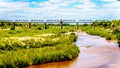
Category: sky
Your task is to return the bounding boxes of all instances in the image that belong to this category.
[0,0,120,21]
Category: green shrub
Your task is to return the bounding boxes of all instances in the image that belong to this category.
[105,36,111,40]
[69,29,74,32]
[8,30,21,34]
[117,40,120,47]
[32,24,37,26]
[116,32,120,46]
[80,25,117,40]
[117,33,120,40]
[10,26,15,30]
[60,30,66,33]
[36,26,42,30]
[69,33,77,42]
[19,23,23,26]
[112,29,120,34]
[83,24,88,26]
[37,27,42,30]
[70,32,75,35]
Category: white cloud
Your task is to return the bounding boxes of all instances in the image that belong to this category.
[49,0,62,3]
[0,0,120,20]
[103,1,120,8]
[0,2,29,12]
[100,0,116,2]
[74,0,96,9]
[0,0,12,2]
[74,4,96,9]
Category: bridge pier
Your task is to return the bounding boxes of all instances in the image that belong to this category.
[93,22,96,29]
[76,22,78,31]
[60,19,63,29]
[27,22,31,28]
[44,22,47,29]
[10,22,15,30]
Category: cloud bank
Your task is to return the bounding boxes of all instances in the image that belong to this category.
[0,0,120,21]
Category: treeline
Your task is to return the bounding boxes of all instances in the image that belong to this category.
[0,20,46,30]
[0,20,72,30]
[92,20,120,29]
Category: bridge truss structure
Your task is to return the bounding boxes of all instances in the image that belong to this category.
[0,19,96,24]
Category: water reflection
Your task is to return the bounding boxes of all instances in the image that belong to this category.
[75,33,117,47]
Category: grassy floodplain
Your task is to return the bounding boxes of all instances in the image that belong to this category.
[0,22,79,68]
[79,25,117,40]
[79,20,120,43]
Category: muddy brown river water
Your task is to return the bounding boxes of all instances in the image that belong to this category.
[26,33,120,68]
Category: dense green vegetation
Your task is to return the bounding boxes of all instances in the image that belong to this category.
[0,23,75,38]
[0,34,79,68]
[0,21,79,68]
[79,25,116,40]
[80,19,120,46]
[1,19,120,68]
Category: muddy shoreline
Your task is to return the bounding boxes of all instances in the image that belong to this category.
[26,33,120,68]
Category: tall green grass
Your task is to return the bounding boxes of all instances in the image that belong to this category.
[0,33,77,51]
[0,25,76,38]
[79,25,117,40]
[0,43,79,68]
[0,32,79,68]
[0,24,79,68]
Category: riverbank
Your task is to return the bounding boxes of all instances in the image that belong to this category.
[79,25,117,40]
[26,32,120,68]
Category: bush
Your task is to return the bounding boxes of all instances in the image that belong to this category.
[8,30,21,34]
[117,33,120,40]
[69,29,74,32]
[69,33,77,42]
[117,40,120,47]
[10,26,15,30]
[112,29,120,34]
[83,23,88,26]
[36,27,42,30]
[32,24,37,26]
[80,25,117,40]
[60,31,66,33]
[19,23,23,26]
[105,36,111,40]
[70,32,75,35]
[117,32,120,46]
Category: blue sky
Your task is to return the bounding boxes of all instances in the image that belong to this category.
[0,0,120,21]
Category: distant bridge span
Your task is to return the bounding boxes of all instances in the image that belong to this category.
[2,19,95,24]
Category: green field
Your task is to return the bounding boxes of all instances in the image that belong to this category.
[0,22,80,68]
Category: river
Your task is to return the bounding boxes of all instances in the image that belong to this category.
[26,32,120,68]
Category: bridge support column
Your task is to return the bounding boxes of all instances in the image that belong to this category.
[44,22,47,29]
[10,22,15,30]
[27,22,31,28]
[93,22,96,29]
[76,22,79,36]
[60,19,63,29]
[76,22,78,31]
